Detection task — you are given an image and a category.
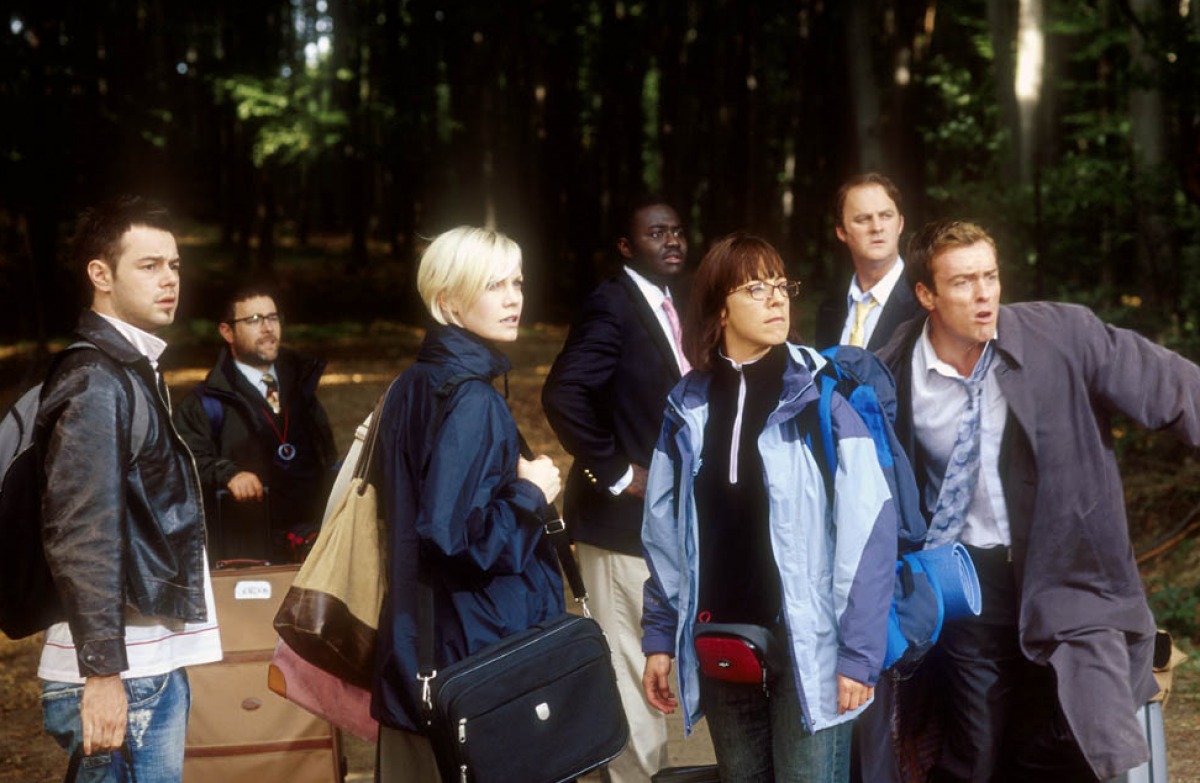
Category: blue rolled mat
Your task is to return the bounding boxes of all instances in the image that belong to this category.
[906,543,982,621]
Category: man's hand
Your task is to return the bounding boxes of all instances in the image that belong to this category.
[624,464,649,500]
[837,674,874,714]
[642,653,678,714]
[81,675,127,756]
[226,471,264,502]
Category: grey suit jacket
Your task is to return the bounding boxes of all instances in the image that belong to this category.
[880,302,1200,778]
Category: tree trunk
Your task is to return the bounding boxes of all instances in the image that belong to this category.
[1128,0,1177,315]
[987,0,1020,184]
[844,0,882,171]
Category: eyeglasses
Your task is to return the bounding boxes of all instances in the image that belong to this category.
[730,280,802,301]
[228,312,281,327]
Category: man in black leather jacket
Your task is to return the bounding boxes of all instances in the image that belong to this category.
[174,286,336,562]
[34,197,221,782]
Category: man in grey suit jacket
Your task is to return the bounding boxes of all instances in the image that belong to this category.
[542,196,690,781]
[878,219,1200,781]
[815,172,923,351]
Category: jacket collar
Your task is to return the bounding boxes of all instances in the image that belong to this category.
[74,309,153,369]
[207,344,324,399]
[616,272,682,381]
[669,342,818,422]
[993,305,1023,369]
[417,323,512,380]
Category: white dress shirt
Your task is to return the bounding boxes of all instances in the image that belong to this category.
[910,322,1012,548]
[838,258,906,346]
[609,267,686,495]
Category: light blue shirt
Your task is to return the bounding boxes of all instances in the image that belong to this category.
[233,360,279,403]
[910,322,1011,548]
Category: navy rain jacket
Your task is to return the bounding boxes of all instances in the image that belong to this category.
[371,324,564,731]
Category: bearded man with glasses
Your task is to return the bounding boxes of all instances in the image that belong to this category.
[174,285,336,562]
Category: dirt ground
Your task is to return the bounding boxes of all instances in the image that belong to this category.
[1,325,1198,781]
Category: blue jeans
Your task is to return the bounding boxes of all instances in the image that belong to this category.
[699,663,852,783]
[41,669,191,783]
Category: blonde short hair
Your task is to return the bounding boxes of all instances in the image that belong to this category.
[417,226,522,325]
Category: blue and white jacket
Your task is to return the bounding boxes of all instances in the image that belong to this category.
[640,344,897,735]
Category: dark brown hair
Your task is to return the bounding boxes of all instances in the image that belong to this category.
[71,196,173,298]
[683,233,786,373]
[905,220,997,292]
[222,282,281,323]
[833,172,903,228]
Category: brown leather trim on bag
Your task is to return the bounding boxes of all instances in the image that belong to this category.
[274,585,376,688]
[184,738,335,757]
[213,650,275,665]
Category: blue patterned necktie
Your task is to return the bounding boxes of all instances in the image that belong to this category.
[924,342,996,550]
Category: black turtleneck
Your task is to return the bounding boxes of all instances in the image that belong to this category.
[695,342,787,626]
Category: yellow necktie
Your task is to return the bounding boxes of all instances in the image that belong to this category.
[848,297,880,347]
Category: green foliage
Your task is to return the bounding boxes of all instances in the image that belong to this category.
[1146,576,1200,643]
[641,65,662,193]
[216,76,348,168]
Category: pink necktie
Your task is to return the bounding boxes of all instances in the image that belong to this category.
[662,297,692,375]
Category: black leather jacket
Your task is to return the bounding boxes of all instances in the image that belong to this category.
[36,310,208,677]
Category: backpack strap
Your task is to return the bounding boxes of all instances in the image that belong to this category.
[194,386,225,442]
[817,372,838,481]
[49,342,149,462]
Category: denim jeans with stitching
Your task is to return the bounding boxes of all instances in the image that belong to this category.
[699,662,853,783]
[41,669,191,783]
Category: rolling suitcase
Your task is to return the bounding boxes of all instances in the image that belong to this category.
[184,563,343,783]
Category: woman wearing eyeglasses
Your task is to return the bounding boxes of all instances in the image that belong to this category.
[639,233,897,782]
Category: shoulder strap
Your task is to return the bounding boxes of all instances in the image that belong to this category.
[351,375,404,489]
[817,372,838,480]
[195,387,225,441]
[46,342,149,463]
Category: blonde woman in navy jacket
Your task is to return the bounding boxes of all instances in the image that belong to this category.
[640,234,898,783]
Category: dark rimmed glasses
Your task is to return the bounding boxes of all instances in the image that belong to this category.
[228,312,281,327]
[730,280,802,301]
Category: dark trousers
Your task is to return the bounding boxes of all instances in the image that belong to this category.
[929,545,1097,783]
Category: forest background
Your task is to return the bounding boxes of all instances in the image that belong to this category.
[5,1,1200,777]
[4,0,1200,635]
[5,0,1200,346]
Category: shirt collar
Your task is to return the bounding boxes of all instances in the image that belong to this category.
[94,311,167,370]
[916,319,998,381]
[847,257,905,306]
[233,359,278,390]
[624,265,671,307]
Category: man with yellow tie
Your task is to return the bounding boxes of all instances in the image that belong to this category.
[815,172,923,351]
[174,285,336,562]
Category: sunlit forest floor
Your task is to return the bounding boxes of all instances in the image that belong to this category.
[2,291,1199,779]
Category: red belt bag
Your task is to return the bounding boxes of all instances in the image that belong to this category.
[693,623,787,691]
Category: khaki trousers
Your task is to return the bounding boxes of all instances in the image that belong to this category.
[576,542,670,783]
